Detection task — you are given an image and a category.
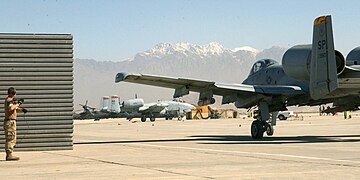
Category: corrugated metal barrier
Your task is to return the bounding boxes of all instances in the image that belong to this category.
[0,33,73,151]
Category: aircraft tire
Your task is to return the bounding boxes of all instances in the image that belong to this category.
[150,117,155,122]
[265,124,274,136]
[251,120,264,139]
[141,117,146,122]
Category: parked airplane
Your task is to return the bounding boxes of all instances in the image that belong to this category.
[75,95,194,121]
[163,100,196,120]
[121,98,195,122]
[73,100,126,120]
[115,15,360,139]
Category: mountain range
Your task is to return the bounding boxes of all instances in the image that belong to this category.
[74,42,287,111]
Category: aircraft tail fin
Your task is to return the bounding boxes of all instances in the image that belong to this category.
[310,15,338,100]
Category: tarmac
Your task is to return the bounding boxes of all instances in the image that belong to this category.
[1,113,360,179]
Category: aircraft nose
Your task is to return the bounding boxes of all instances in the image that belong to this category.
[189,105,195,110]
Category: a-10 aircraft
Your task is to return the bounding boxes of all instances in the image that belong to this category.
[74,96,195,122]
[115,15,360,139]
[120,98,195,122]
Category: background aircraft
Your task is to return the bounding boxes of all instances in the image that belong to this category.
[120,98,195,122]
[73,100,126,120]
[74,96,195,122]
[115,15,360,139]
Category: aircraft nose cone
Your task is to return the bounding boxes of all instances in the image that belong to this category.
[189,105,195,110]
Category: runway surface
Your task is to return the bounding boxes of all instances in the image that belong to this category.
[1,113,360,179]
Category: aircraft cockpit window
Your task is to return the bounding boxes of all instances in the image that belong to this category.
[252,62,264,74]
[264,59,275,66]
[250,59,277,76]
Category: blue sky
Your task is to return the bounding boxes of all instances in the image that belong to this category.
[1,0,360,61]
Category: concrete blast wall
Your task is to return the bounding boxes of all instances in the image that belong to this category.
[0,33,74,151]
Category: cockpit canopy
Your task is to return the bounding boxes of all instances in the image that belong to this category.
[249,59,278,76]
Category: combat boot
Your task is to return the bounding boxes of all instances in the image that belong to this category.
[6,153,20,161]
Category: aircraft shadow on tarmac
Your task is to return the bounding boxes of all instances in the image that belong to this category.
[74,134,360,145]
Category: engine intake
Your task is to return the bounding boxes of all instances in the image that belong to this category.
[282,45,345,81]
[346,46,360,65]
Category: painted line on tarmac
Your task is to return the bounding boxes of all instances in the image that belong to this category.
[44,151,215,180]
[135,143,360,166]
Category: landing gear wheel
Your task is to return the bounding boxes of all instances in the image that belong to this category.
[141,117,146,122]
[150,117,155,122]
[265,124,274,136]
[251,120,265,139]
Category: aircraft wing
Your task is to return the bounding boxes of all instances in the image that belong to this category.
[115,72,306,108]
[115,72,214,90]
[139,102,168,113]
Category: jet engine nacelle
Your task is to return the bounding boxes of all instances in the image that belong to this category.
[122,98,145,109]
[282,45,345,81]
[197,98,215,106]
[346,46,360,65]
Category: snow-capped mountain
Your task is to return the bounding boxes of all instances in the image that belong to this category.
[134,42,259,61]
[74,42,287,109]
[132,42,286,64]
[136,42,230,59]
[232,46,260,54]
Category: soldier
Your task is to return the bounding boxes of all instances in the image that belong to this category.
[4,87,27,161]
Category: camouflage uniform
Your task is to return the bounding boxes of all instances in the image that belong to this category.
[4,97,18,160]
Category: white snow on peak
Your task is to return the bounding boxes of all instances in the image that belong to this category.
[136,42,262,60]
[233,46,260,53]
[202,42,225,55]
[139,42,232,57]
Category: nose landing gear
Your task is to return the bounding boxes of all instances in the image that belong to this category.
[250,102,277,139]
